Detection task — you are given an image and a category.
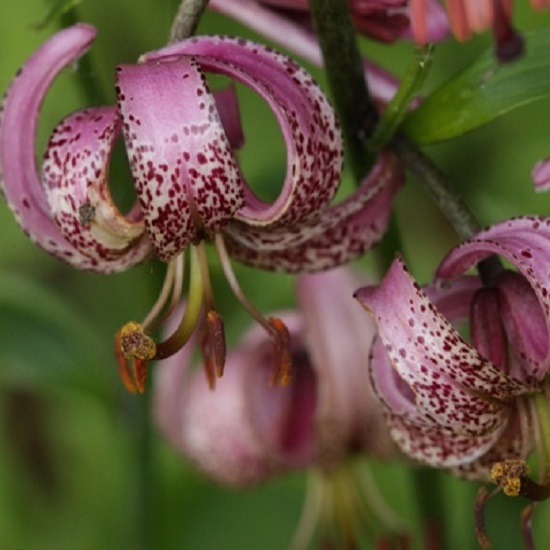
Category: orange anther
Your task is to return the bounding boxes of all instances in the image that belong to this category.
[268,317,293,386]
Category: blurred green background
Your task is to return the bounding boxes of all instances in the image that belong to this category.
[1,1,550,549]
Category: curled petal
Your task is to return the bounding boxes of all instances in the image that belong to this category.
[437,216,550,382]
[224,153,403,272]
[116,57,244,261]
[532,158,550,192]
[42,107,151,271]
[142,35,343,228]
[356,258,525,412]
[0,24,110,269]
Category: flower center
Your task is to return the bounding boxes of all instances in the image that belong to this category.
[115,238,292,393]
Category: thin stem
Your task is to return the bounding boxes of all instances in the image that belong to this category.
[309,0,378,182]
[168,0,210,43]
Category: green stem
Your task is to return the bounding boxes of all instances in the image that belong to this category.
[309,0,378,182]
[168,0,210,43]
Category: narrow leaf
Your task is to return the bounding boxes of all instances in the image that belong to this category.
[402,29,550,144]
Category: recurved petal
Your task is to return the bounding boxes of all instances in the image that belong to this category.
[116,57,244,262]
[356,259,526,408]
[437,216,550,382]
[42,107,151,272]
[223,153,403,272]
[0,24,104,269]
[384,411,510,470]
[142,35,343,227]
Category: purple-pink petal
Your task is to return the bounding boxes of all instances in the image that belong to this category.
[42,107,151,269]
[0,24,107,270]
[223,153,403,272]
[356,258,526,403]
[437,216,550,382]
[116,57,244,261]
[142,36,343,228]
[532,158,550,191]
[208,0,404,104]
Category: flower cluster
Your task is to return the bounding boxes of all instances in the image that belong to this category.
[3,1,550,548]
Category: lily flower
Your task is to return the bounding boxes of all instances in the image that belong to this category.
[355,216,550,545]
[209,0,449,105]
[155,267,403,547]
[0,24,403,393]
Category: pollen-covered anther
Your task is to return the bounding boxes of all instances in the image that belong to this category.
[114,321,157,394]
[490,459,530,497]
[200,309,226,390]
[268,317,293,387]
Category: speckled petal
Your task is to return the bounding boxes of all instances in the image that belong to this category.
[116,57,244,261]
[224,153,403,272]
[356,259,526,418]
[42,107,151,272]
[142,35,343,227]
[437,216,550,382]
[384,412,510,469]
[0,24,108,269]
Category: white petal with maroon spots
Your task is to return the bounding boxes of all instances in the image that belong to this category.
[437,216,550,383]
[42,107,151,270]
[116,57,244,261]
[141,35,343,228]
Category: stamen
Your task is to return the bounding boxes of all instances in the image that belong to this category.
[268,317,292,386]
[114,321,157,393]
[200,309,226,389]
[491,459,550,501]
[155,245,205,359]
[141,258,178,329]
[214,233,293,385]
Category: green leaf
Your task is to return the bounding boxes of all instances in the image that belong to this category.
[402,28,550,144]
[33,0,84,29]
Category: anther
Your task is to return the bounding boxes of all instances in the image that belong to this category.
[268,317,293,386]
[200,309,226,389]
[115,322,156,394]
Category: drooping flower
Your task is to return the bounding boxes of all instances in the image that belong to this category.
[0,24,403,392]
[209,0,449,105]
[355,216,550,545]
[155,267,403,547]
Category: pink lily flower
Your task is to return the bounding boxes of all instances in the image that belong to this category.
[355,216,550,482]
[154,267,394,486]
[0,24,402,392]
